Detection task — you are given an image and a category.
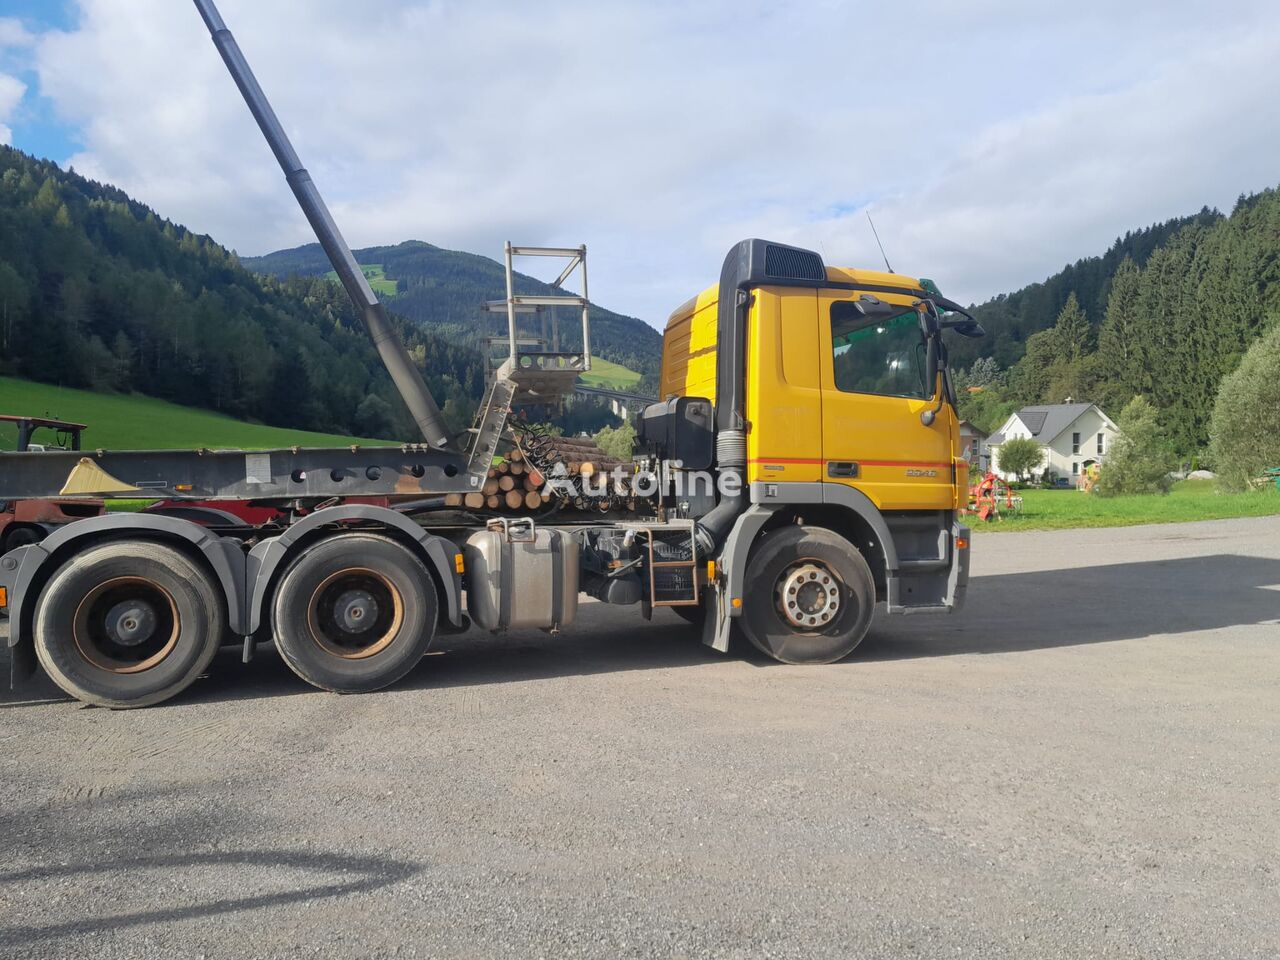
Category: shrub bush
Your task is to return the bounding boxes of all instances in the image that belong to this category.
[995,437,1044,480]
[1095,395,1177,495]
[1209,321,1280,491]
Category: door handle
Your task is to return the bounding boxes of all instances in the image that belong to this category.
[827,461,859,478]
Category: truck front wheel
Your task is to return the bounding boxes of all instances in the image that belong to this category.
[740,525,875,664]
[271,533,437,693]
[33,541,226,708]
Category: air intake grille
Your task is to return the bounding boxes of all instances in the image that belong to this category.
[764,244,825,281]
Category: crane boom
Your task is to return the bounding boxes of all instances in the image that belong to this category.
[192,0,454,450]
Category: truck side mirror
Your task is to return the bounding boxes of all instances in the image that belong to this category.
[920,338,943,426]
[944,319,985,339]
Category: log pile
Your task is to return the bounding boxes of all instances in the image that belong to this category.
[442,449,548,512]
[442,436,650,515]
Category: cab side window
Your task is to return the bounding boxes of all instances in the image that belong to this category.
[830,301,929,399]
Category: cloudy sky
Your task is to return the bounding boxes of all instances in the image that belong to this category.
[1,0,1278,327]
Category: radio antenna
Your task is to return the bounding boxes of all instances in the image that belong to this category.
[866,211,894,274]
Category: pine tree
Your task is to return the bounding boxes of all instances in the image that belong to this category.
[1053,292,1093,363]
[1096,257,1145,408]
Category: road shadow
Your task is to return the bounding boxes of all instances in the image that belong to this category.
[4,553,1277,708]
[0,849,420,945]
[858,552,1280,661]
[182,618,724,706]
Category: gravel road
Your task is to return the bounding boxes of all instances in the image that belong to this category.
[2,516,1278,959]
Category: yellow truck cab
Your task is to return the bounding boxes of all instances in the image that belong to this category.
[641,239,980,662]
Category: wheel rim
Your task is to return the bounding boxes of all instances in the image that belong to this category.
[305,567,404,660]
[774,559,842,630]
[72,576,180,674]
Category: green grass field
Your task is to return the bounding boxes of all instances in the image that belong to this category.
[578,357,642,391]
[973,479,1280,532]
[324,263,398,297]
[0,377,395,451]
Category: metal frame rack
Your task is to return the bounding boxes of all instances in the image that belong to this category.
[483,243,592,406]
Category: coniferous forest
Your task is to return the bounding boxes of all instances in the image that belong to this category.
[951,189,1280,457]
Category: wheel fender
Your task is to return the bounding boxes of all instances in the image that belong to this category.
[244,505,462,636]
[0,514,248,687]
[748,481,899,573]
[819,483,900,570]
[719,505,778,623]
[699,504,777,653]
[740,481,902,583]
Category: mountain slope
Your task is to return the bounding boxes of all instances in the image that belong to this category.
[951,207,1224,370]
[244,240,663,388]
[0,145,483,440]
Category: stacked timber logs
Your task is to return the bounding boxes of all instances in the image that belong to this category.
[440,448,549,513]
[441,432,653,515]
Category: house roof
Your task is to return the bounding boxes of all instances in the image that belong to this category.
[1012,403,1096,442]
[958,420,989,438]
[989,402,1107,447]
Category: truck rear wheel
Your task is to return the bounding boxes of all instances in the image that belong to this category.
[33,541,225,708]
[271,533,437,693]
[740,525,875,664]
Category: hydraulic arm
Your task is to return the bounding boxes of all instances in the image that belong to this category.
[193,0,454,449]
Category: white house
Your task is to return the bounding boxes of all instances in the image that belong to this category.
[988,402,1119,484]
[958,420,990,470]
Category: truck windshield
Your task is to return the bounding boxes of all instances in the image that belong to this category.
[830,301,929,400]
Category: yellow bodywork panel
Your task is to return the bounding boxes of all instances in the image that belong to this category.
[823,265,914,289]
[745,288,823,484]
[659,285,719,402]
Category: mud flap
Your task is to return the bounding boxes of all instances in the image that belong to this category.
[702,581,732,653]
[949,523,971,611]
[8,635,37,688]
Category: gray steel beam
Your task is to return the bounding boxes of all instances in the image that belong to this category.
[0,446,477,501]
[511,295,588,307]
[508,246,583,258]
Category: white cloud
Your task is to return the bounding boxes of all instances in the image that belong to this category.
[758,24,1280,306]
[0,72,25,145]
[0,17,36,49]
[29,0,1280,324]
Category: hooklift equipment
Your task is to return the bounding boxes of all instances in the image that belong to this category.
[0,0,981,708]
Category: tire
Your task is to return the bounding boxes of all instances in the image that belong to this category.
[271,533,437,693]
[33,541,226,708]
[739,524,875,665]
[3,525,44,552]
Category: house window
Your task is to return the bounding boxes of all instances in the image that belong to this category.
[1072,461,1079,476]
[1097,432,1104,455]
[1072,432,1080,454]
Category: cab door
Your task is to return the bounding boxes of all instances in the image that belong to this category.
[818,291,956,510]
